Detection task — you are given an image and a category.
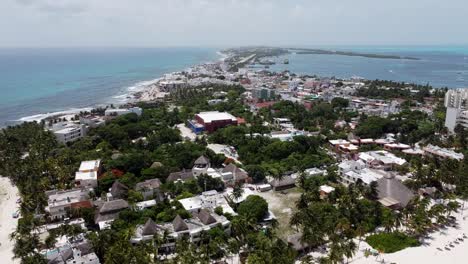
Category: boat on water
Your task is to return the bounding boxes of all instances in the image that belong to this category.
[283,59,289,64]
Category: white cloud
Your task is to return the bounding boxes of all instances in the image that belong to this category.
[1,0,468,47]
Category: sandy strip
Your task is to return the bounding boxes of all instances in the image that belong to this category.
[0,177,20,264]
[350,201,468,264]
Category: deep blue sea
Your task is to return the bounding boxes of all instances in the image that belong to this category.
[0,46,467,126]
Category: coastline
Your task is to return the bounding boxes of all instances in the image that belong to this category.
[0,177,20,264]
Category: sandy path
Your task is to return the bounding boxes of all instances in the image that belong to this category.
[0,177,20,264]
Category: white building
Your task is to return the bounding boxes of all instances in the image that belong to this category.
[423,144,464,160]
[444,88,468,132]
[104,107,143,117]
[75,160,101,188]
[179,190,235,215]
[45,188,93,220]
[48,122,87,144]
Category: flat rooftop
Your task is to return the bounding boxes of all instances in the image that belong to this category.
[196,111,237,123]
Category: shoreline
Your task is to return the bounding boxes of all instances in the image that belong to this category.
[0,177,20,264]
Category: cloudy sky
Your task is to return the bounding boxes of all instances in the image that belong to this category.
[2,0,468,47]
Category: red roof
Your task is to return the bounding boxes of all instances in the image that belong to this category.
[237,117,246,124]
[70,200,93,209]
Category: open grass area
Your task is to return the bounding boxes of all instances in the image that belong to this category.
[366,232,420,253]
[257,187,301,239]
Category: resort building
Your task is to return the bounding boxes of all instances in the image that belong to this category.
[75,160,101,188]
[48,122,87,144]
[376,175,415,209]
[188,111,238,133]
[444,88,468,132]
[222,163,251,186]
[104,107,143,117]
[45,188,93,221]
[130,212,231,251]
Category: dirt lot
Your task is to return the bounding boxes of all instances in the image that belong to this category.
[257,187,301,239]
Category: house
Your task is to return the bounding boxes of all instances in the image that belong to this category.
[319,185,335,199]
[192,155,211,177]
[167,169,194,182]
[75,160,101,188]
[270,176,296,191]
[45,188,93,221]
[304,168,326,178]
[107,181,129,201]
[376,175,415,209]
[222,163,251,185]
[135,178,163,201]
[95,199,129,230]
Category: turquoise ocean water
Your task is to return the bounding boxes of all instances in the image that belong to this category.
[0,46,467,126]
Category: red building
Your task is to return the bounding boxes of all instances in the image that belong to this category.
[194,111,238,133]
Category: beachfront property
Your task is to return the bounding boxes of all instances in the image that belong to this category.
[188,111,238,134]
[130,212,231,251]
[48,122,87,144]
[45,188,94,221]
[104,107,143,117]
[95,199,129,230]
[423,144,464,160]
[444,88,468,132]
[159,80,188,91]
[75,160,101,188]
[376,175,415,209]
[42,235,100,264]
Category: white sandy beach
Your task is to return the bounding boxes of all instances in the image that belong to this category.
[0,177,20,264]
[349,202,468,264]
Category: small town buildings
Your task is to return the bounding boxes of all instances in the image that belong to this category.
[188,111,238,133]
[43,236,100,264]
[273,118,294,130]
[45,188,93,221]
[95,199,129,230]
[104,107,143,117]
[358,151,407,170]
[79,115,106,128]
[376,175,414,209]
[423,144,464,160]
[135,178,163,201]
[75,160,101,188]
[48,122,87,144]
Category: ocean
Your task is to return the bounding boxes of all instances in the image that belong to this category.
[0,46,467,127]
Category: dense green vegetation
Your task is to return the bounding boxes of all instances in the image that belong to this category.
[366,232,420,253]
